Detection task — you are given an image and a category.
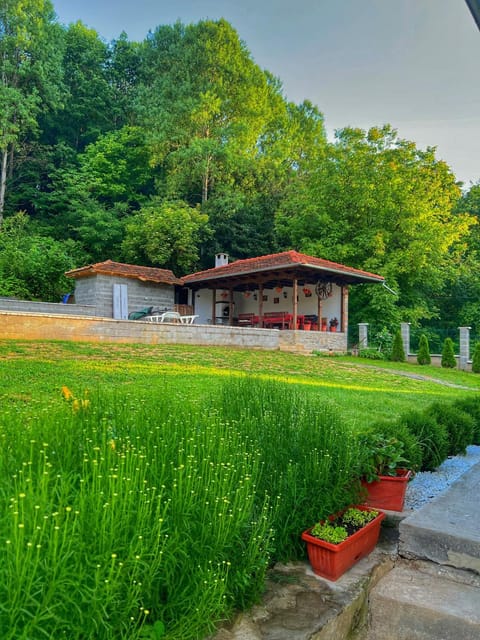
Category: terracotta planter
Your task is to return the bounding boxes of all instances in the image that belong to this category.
[329,326,337,332]
[303,322,311,331]
[301,507,385,581]
[361,469,412,512]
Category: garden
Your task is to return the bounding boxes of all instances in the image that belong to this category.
[1,340,479,639]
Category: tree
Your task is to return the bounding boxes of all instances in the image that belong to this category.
[417,334,431,365]
[441,338,457,369]
[0,212,82,300]
[472,342,480,374]
[121,199,211,275]
[390,330,406,362]
[275,125,473,328]
[0,0,63,222]
[136,19,286,205]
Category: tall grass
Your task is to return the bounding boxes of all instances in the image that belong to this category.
[213,377,361,559]
[0,386,272,639]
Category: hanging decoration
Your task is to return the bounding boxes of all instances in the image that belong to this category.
[220,291,229,299]
[315,281,333,300]
[302,287,312,297]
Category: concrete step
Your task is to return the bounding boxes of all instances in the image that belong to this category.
[399,460,480,573]
[368,560,480,640]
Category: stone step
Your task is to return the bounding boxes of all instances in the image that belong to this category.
[399,460,480,573]
[368,560,480,640]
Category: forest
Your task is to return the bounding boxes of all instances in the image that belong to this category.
[1,0,480,336]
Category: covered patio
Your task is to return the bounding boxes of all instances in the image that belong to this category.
[183,251,384,335]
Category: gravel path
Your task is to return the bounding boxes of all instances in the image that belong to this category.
[405,444,480,510]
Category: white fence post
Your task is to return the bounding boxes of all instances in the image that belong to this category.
[400,322,411,357]
[358,323,369,349]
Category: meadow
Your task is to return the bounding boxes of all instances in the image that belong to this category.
[0,340,478,639]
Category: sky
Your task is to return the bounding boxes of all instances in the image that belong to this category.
[52,0,480,187]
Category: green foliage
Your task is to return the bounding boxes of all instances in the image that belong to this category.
[357,432,407,481]
[358,348,386,361]
[399,410,449,471]
[0,212,81,300]
[310,508,378,544]
[417,334,431,365]
[121,198,211,274]
[214,377,361,560]
[453,396,480,445]
[369,420,423,472]
[441,337,457,368]
[427,402,475,456]
[390,329,406,362]
[472,342,480,373]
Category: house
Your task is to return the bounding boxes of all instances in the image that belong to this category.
[65,260,184,319]
[66,252,384,333]
[183,251,384,331]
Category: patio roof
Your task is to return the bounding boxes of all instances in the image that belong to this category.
[182,251,384,290]
[66,260,183,286]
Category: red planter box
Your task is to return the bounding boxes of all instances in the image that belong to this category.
[361,469,412,512]
[301,507,385,581]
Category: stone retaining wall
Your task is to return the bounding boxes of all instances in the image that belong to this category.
[0,298,96,316]
[0,311,348,353]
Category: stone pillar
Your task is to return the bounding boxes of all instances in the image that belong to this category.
[358,323,369,348]
[458,326,471,370]
[400,322,410,357]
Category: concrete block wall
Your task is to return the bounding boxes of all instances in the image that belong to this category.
[0,298,96,316]
[74,275,175,318]
[0,311,348,353]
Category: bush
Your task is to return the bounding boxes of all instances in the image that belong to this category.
[390,330,406,362]
[368,420,423,472]
[472,342,480,374]
[454,396,480,445]
[399,410,449,471]
[427,402,475,456]
[417,334,431,365]
[441,337,456,368]
[358,348,386,360]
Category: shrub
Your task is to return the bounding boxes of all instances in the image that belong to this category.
[454,396,480,445]
[441,337,456,368]
[472,342,480,374]
[368,420,423,472]
[358,348,386,360]
[417,334,431,365]
[427,402,475,456]
[399,410,449,471]
[357,431,407,481]
[390,330,406,362]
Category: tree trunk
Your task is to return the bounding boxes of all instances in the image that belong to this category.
[202,154,211,203]
[0,147,8,226]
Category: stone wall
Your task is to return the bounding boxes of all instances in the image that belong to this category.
[0,311,348,353]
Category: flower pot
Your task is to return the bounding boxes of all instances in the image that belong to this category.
[303,322,311,331]
[330,326,337,332]
[301,507,385,581]
[361,469,412,512]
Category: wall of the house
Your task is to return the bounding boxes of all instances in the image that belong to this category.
[73,275,175,318]
[0,298,96,316]
[192,284,342,325]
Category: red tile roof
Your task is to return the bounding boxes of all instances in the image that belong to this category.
[183,251,384,284]
[66,260,183,285]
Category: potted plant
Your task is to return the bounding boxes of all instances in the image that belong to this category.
[301,506,384,581]
[359,433,412,512]
[329,317,339,332]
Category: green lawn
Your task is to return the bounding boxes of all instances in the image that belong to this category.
[0,339,477,429]
[1,339,478,639]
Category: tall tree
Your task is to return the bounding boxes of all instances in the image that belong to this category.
[275,125,473,326]
[136,19,285,205]
[0,0,63,222]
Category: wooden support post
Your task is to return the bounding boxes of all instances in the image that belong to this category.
[341,285,349,333]
[293,279,298,329]
[212,289,217,325]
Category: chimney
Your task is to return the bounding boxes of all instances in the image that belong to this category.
[215,253,229,268]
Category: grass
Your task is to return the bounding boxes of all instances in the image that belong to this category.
[0,339,478,639]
